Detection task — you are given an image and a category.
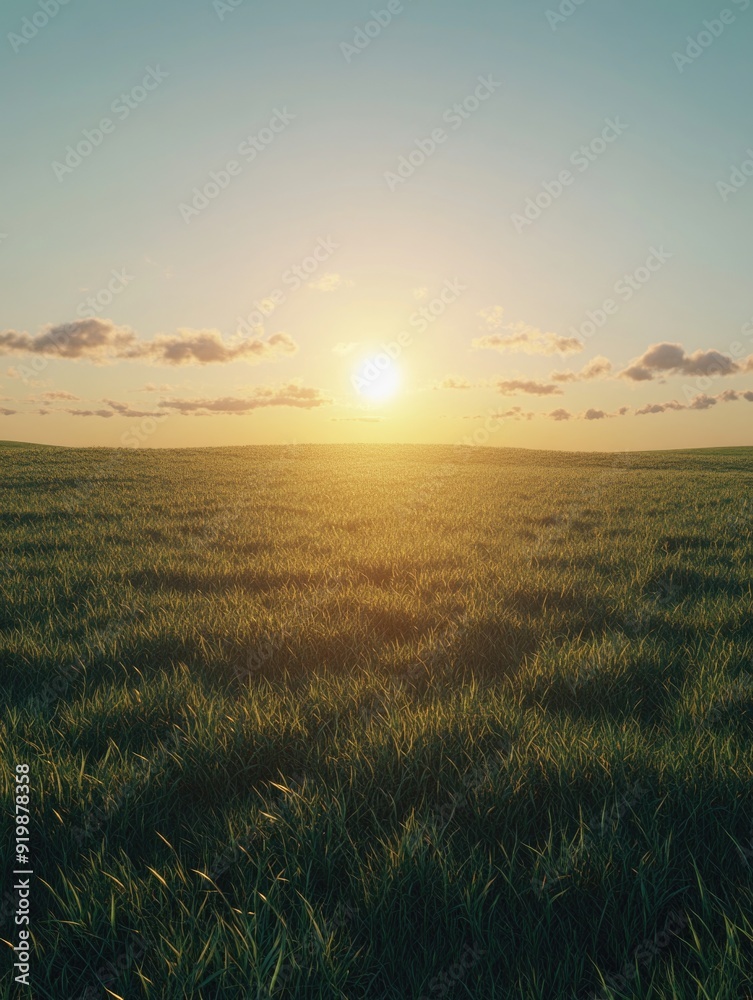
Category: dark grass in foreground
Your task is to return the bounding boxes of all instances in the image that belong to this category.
[0,443,752,1000]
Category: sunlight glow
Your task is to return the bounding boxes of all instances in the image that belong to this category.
[351,357,402,403]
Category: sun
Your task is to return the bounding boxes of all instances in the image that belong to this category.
[351,356,402,403]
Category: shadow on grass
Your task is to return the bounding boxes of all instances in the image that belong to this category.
[642,568,750,600]
[520,653,688,726]
[0,510,74,527]
[126,567,285,594]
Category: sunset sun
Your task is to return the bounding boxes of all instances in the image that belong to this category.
[351,356,402,403]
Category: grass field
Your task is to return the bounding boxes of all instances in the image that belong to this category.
[1,443,752,999]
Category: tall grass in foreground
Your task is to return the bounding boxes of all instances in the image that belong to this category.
[0,444,752,999]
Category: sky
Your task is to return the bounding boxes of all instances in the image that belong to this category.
[1,0,752,451]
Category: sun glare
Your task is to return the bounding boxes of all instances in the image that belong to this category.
[352,356,402,403]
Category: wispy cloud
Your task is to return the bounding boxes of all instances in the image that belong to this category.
[436,376,473,390]
[134,382,176,393]
[436,375,563,396]
[104,400,165,418]
[635,389,753,415]
[474,328,583,357]
[36,390,81,401]
[474,308,582,356]
[478,305,505,330]
[463,406,534,421]
[5,367,49,387]
[550,356,613,383]
[66,408,115,418]
[308,273,352,292]
[157,382,332,415]
[492,378,563,397]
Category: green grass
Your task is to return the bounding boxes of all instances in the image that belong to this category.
[1,443,752,999]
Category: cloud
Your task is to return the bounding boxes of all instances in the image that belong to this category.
[66,408,115,418]
[38,390,81,401]
[478,305,506,330]
[0,320,298,367]
[332,342,359,356]
[688,393,718,410]
[620,342,745,382]
[135,382,175,393]
[548,406,627,420]
[308,273,352,292]
[634,389,753,416]
[438,375,562,395]
[148,329,297,366]
[635,400,684,415]
[331,416,383,422]
[492,378,563,397]
[0,407,17,416]
[551,356,613,383]
[463,406,534,421]
[436,376,473,390]
[4,367,48,387]
[43,399,164,418]
[158,382,332,415]
[103,400,165,418]
[0,320,141,361]
[474,326,583,357]
[474,310,582,356]
[582,408,610,420]
[499,407,534,421]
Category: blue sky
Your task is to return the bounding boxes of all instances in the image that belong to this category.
[1,0,752,449]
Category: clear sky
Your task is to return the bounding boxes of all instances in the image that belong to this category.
[1,0,752,450]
